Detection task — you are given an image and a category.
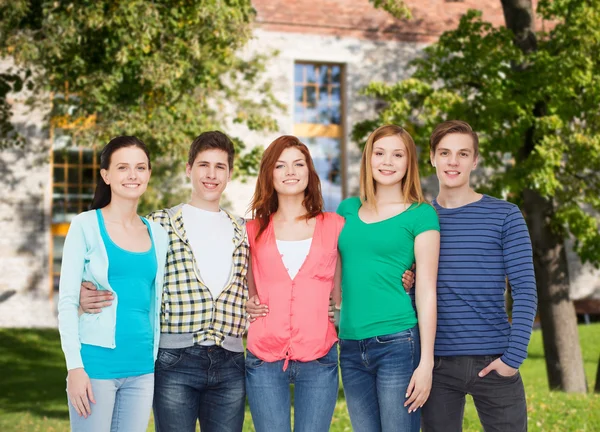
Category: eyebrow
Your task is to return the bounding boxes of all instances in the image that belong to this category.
[437,147,472,152]
[197,160,227,165]
[374,147,404,152]
[276,159,305,163]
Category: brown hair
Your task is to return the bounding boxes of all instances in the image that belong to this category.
[360,125,425,209]
[430,120,479,156]
[188,131,235,169]
[250,135,323,240]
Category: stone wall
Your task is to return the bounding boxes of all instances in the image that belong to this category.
[0,60,55,327]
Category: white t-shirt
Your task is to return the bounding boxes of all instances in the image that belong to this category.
[182,204,242,352]
[276,238,312,280]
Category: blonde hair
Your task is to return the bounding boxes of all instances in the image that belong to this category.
[360,125,425,209]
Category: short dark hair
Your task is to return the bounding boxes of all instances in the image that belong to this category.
[188,131,235,169]
[430,120,479,156]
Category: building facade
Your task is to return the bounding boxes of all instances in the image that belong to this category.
[1,0,597,327]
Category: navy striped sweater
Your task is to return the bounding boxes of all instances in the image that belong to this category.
[432,195,537,368]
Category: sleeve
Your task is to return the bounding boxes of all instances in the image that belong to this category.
[145,209,168,229]
[500,205,538,369]
[413,203,440,237]
[56,217,87,371]
[336,198,349,218]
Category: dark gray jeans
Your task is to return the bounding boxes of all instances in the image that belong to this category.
[422,355,527,432]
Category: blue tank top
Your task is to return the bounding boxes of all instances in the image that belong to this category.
[81,210,157,379]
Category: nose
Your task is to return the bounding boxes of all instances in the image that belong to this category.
[448,154,459,166]
[286,166,296,176]
[207,166,217,179]
[127,168,137,179]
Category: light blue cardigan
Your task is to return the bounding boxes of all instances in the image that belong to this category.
[57,210,169,371]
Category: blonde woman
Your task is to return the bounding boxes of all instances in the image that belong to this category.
[336,125,440,432]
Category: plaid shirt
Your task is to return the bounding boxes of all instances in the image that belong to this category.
[147,204,249,346]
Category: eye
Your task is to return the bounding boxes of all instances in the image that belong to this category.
[374,151,383,156]
[198,163,207,167]
[460,152,468,157]
[275,164,285,169]
[394,153,403,158]
[217,165,226,170]
[440,151,448,156]
[137,166,147,171]
[118,166,127,170]
[295,162,305,167]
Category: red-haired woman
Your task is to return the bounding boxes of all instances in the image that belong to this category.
[244,135,343,432]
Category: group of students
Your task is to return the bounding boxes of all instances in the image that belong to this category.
[57,120,537,432]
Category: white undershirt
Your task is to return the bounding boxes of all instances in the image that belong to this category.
[182,204,243,352]
[276,238,312,279]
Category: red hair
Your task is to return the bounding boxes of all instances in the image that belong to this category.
[250,135,323,240]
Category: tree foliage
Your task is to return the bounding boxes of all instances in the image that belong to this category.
[355,0,600,265]
[0,0,281,206]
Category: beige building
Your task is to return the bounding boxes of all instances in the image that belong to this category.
[0,0,597,327]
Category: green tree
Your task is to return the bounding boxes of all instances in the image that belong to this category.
[0,0,280,208]
[361,0,599,392]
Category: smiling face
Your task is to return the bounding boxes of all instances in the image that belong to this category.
[272,147,309,197]
[370,135,408,188]
[100,146,151,201]
[431,133,478,191]
[186,148,231,208]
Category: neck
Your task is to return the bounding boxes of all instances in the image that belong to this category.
[374,182,404,205]
[101,197,140,225]
[436,183,481,209]
[189,194,220,212]
[273,193,306,221]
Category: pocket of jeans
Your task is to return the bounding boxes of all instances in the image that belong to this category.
[490,369,520,380]
[375,329,413,344]
[315,343,339,367]
[156,348,184,370]
[230,351,246,373]
[245,351,265,369]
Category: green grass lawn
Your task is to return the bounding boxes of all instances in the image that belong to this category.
[0,324,598,431]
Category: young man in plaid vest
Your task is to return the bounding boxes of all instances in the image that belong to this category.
[80,131,249,432]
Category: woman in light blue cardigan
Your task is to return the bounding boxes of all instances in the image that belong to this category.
[58,136,168,432]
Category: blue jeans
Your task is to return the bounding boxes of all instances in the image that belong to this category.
[340,327,421,432]
[152,345,246,432]
[68,373,154,432]
[246,343,339,432]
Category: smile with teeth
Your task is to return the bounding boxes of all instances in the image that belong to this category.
[283,179,299,184]
[445,171,460,176]
[122,183,140,188]
[378,169,396,175]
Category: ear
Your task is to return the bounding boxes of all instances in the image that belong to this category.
[185,163,192,178]
[100,168,110,185]
[227,167,233,182]
[430,151,436,168]
[473,154,479,169]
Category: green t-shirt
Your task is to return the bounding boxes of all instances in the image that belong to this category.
[336,197,440,340]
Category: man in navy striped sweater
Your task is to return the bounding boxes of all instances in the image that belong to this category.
[421,121,537,432]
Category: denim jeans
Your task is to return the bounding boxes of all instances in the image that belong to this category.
[246,343,339,432]
[68,372,154,432]
[152,345,246,432]
[340,326,421,432]
[421,355,527,432]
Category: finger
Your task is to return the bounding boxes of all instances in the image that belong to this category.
[75,397,85,417]
[82,393,92,417]
[70,397,82,417]
[478,366,491,377]
[87,382,96,405]
[329,316,335,323]
[405,390,418,407]
[253,296,260,305]
[411,263,416,270]
[404,377,416,406]
[82,281,97,290]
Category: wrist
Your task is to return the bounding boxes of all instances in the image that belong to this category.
[419,357,434,369]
